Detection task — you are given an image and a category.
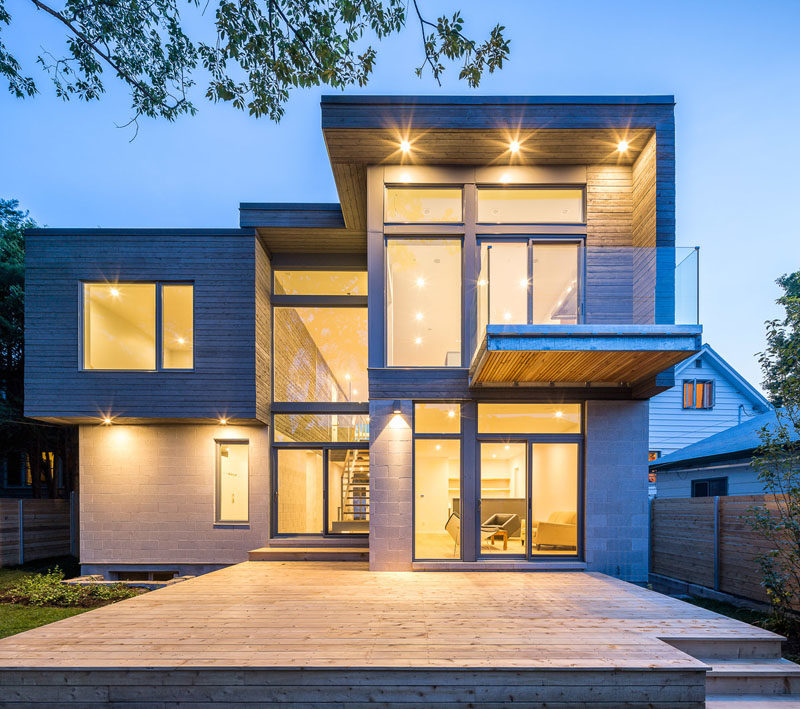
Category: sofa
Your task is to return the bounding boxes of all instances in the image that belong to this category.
[533,510,577,550]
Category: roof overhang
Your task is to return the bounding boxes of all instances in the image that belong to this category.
[469,324,702,397]
[321,94,675,230]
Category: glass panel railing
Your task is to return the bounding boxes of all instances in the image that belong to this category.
[475,245,699,353]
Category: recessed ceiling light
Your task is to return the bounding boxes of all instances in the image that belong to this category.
[509,140,520,153]
[416,277,425,288]
[617,139,629,152]
[447,410,456,418]
[109,287,120,297]
[435,444,441,451]
[414,336,422,345]
[555,410,563,418]
[415,312,424,321]
[400,139,411,153]
[103,417,112,425]
[503,312,512,321]
[345,373,351,380]
[219,418,228,425]
[177,337,185,345]
[504,445,510,451]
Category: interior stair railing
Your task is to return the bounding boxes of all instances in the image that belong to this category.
[340,449,369,523]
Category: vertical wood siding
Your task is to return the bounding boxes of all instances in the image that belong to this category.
[24,232,261,421]
[255,241,271,421]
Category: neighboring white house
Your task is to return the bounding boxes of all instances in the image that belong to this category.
[649,344,770,460]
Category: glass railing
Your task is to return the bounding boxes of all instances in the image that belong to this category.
[476,245,699,347]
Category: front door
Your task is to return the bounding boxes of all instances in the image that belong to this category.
[478,441,580,559]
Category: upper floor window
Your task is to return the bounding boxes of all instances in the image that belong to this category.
[82,282,193,371]
[274,270,367,296]
[385,187,463,223]
[683,379,713,409]
[477,187,584,224]
[386,238,462,367]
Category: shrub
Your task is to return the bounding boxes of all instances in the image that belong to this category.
[2,567,139,607]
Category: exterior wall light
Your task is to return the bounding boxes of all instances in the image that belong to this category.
[392,401,402,414]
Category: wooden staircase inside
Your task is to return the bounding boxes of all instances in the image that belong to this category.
[663,633,800,707]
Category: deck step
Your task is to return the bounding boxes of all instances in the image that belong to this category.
[662,636,783,659]
[704,659,800,695]
[248,547,369,562]
[706,695,800,707]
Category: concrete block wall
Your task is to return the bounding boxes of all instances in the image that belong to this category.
[585,400,650,582]
[368,400,413,571]
[79,423,269,576]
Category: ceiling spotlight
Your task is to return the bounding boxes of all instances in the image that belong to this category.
[504,445,510,451]
[352,389,358,396]
[447,410,456,419]
[109,287,120,297]
[435,444,441,451]
[478,279,487,287]
[519,278,528,288]
[414,336,423,345]
[345,373,351,380]
[509,140,520,153]
[415,312,424,321]
[102,417,112,425]
[177,337,185,345]
[555,410,563,418]
[416,276,425,288]
[492,453,497,459]
[503,312,512,321]
[617,139,630,152]
[400,139,411,153]
[219,418,228,425]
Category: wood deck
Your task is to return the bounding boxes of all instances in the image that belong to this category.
[0,563,787,706]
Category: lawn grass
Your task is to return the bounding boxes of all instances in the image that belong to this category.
[0,556,131,640]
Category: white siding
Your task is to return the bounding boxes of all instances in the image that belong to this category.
[649,355,764,456]
[655,460,762,498]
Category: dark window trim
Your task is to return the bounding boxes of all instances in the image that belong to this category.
[79,280,195,373]
[691,476,728,498]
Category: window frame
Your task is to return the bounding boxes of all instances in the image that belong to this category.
[79,280,195,373]
[214,438,250,526]
[384,234,465,368]
[476,185,587,226]
[691,476,728,498]
[682,379,715,410]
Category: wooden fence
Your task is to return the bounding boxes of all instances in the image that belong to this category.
[0,495,77,567]
[650,494,788,606]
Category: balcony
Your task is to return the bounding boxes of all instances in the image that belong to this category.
[469,246,701,395]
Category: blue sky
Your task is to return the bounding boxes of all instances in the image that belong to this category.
[1,0,798,390]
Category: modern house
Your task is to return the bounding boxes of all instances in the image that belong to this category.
[650,409,785,497]
[649,343,770,460]
[24,95,702,582]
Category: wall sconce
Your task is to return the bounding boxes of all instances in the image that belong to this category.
[392,401,402,414]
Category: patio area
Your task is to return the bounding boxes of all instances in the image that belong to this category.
[0,562,794,706]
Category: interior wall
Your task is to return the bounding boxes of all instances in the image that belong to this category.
[277,449,323,533]
[531,444,578,523]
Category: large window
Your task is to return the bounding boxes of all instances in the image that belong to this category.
[216,440,249,524]
[83,282,193,370]
[413,403,461,560]
[276,448,324,533]
[478,403,581,434]
[274,271,367,296]
[477,187,584,223]
[385,187,463,223]
[683,380,714,409]
[478,241,579,328]
[386,239,462,367]
[273,307,367,402]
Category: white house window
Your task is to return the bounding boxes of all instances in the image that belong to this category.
[216,440,249,524]
[683,379,714,409]
[82,282,193,370]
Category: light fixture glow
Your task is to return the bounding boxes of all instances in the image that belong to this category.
[447,410,455,419]
[492,453,497,459]
[177,337,185,345]
[109,287,120,297]
[414,336,423,345]
[519,278,528,288]
[344,373,351,381]
[617,139,630,152]
[219,418,228,425]
[415,312,424,321]
[509,139,520,153]
[555,410,563,418]
[504,444,510,451]
[352,389,358,396]
[400,138,411,153]
[392,400,402,414]
[102,417,112,425]
[478,279,487,287]
[503,312,512,321]
[416,276,425,288]
[435,444,441,451]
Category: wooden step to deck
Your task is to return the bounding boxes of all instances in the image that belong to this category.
[706,695,800,707]
[704,659,800,696]
[248,547,369,562]
[661,635,783,659]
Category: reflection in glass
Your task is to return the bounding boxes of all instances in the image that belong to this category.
[385,187,462,223]
[531,244,579,324]
[478,188,584,223]
[414,403,460,434]
[480,442,526,556]
[414,439,461,560]
[276,449,324,534]
[162,285,194,368]
[531,444,578,555]
[327,449,369,534]
[386,239,461,367]
[274,271,367,296]
[216,441,248,523]
[273,307,367,402]
[83,283,156,370]
[478,242,528,325]
[478,403,581,434]
[273,414,370,443]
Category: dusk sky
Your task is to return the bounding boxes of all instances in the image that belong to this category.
[2,0,798,393]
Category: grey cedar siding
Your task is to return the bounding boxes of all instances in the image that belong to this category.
[24,230,264,422]
[655,459,761,498]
